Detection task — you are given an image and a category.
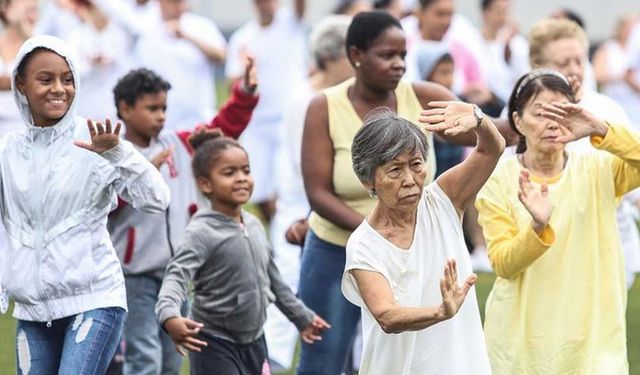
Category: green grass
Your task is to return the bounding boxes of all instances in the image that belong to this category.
[2,273,638,374]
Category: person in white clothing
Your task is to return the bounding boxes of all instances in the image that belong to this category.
[133,0,226,131]
[225,0,307,222]
[0,0,38,137]
[264,15,353,371]
[66,2,133,122]
[477,0,529,103]
[342,104,504,375]
[0,35,169,374]
[593,14,640,126]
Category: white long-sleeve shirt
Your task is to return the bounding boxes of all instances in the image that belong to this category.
[0,35,169,322]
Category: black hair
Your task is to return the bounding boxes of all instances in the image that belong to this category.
[558,8,585,30]
[373,0,392,9]
[16,47,54,78]
[189,129,247,179]
[508,72,575,153]
[345,10,402,64]
[418,0,440,9]
[113,68,171,119]
[480,0,495,11]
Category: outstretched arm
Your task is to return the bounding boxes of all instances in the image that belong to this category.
[421,101,506,214]
[351,259,476,334]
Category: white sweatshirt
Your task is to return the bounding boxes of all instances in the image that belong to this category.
[0,35,170,322]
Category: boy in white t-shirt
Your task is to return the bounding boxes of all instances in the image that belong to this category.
[225,0,307,222]
[133,0,226,131]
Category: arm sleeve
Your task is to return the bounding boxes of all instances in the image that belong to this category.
[204,80,259,139]
[101,140,170,213]
[155,231,208,324]
[341,237,392,308]
[591,123,640,197]
[267,250,315,331]
[475,187,556,280]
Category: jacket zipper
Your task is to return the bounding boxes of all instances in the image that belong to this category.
[243,225,264,324]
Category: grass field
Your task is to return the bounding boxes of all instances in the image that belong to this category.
[1,273,639,374]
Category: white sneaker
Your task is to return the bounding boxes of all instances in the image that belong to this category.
[470,246,493,273]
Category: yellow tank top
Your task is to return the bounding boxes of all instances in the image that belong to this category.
[308,78,436,247]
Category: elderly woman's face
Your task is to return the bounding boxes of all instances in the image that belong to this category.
[371,150,427,208]
[513,88,568,154]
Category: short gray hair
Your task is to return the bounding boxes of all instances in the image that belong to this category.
[309,15,351,70]
[352,107,429,185]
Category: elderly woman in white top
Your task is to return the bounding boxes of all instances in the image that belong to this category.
[341,103,505,375]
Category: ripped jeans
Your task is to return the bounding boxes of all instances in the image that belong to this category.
[15,307,126,375]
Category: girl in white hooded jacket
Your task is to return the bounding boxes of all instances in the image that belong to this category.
[0,35,169,374]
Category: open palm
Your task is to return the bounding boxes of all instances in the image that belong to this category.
[74,119,122,154]
[541,102,608,143]
[517,169,553,231]
[440,259,477,319]
[419,101,478,136]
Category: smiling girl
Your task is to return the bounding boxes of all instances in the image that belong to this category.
[0,35,169,374]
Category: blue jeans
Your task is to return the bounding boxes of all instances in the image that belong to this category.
[16,307,126,375]
[296,230,361,375]
[124,274,186,375]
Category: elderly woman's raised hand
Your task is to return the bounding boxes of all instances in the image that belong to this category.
[541,102,609,143]
[439,259,477,319]
[517,169,553,234]
[419,101,479,136]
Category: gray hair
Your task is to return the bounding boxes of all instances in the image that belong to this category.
[352,107,429,185]
[309,15,351,70]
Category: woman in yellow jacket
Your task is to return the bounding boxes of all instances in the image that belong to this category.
[476,68,640,374]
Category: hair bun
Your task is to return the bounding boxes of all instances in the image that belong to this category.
[188,127,224,150]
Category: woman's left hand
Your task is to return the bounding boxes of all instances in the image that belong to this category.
[74,119,122,154]
[541,102,609,143]
[300,315,331,344]
[419,101,479,136]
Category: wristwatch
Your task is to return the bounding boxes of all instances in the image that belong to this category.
[472,104,484,128]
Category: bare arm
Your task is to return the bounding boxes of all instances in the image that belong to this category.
[413,82,518,146]
[0,76,11,91]
[301,95,365,231]
[429,104,506,214]
[351,259,475,334]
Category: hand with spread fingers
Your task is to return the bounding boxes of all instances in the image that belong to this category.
[74,119,122,154]
[540,102,609,143]
[419,101,480,136]
[164,317,209,356]
[439,259,477,319]
[300,315,331,344]
[151,146,175,169]
[517,169,553,234]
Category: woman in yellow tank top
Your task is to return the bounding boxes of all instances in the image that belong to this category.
[295,11,510,375]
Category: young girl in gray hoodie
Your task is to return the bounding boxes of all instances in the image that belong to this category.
[156,130,329,374]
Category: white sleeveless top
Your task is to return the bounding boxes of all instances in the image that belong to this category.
[342,183,491,375]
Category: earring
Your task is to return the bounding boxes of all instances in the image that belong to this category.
[369,189,377,198]
[355,62,361,68]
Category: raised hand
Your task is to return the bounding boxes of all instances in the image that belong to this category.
[300,315,331,344]
[541,102,609,143]
[74,119,121,154]
[151,146,175,169]
[242,55,258,94]
[517,169,553,233]
[439,259,477,319]
[419,101,479,136]
[163,317,208,356]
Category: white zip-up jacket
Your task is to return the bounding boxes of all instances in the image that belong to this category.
[0,36,170,322]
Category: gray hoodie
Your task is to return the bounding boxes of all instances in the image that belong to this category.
[156,208,314,344]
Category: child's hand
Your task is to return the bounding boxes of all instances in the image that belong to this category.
[300,315,331,344]
[151,146,175,169]
[74,119,122,154]
[241,55,257,94]
[164,317,208,356]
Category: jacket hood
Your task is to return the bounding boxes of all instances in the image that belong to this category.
[414,41,451,82]
[11,35,80,135]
